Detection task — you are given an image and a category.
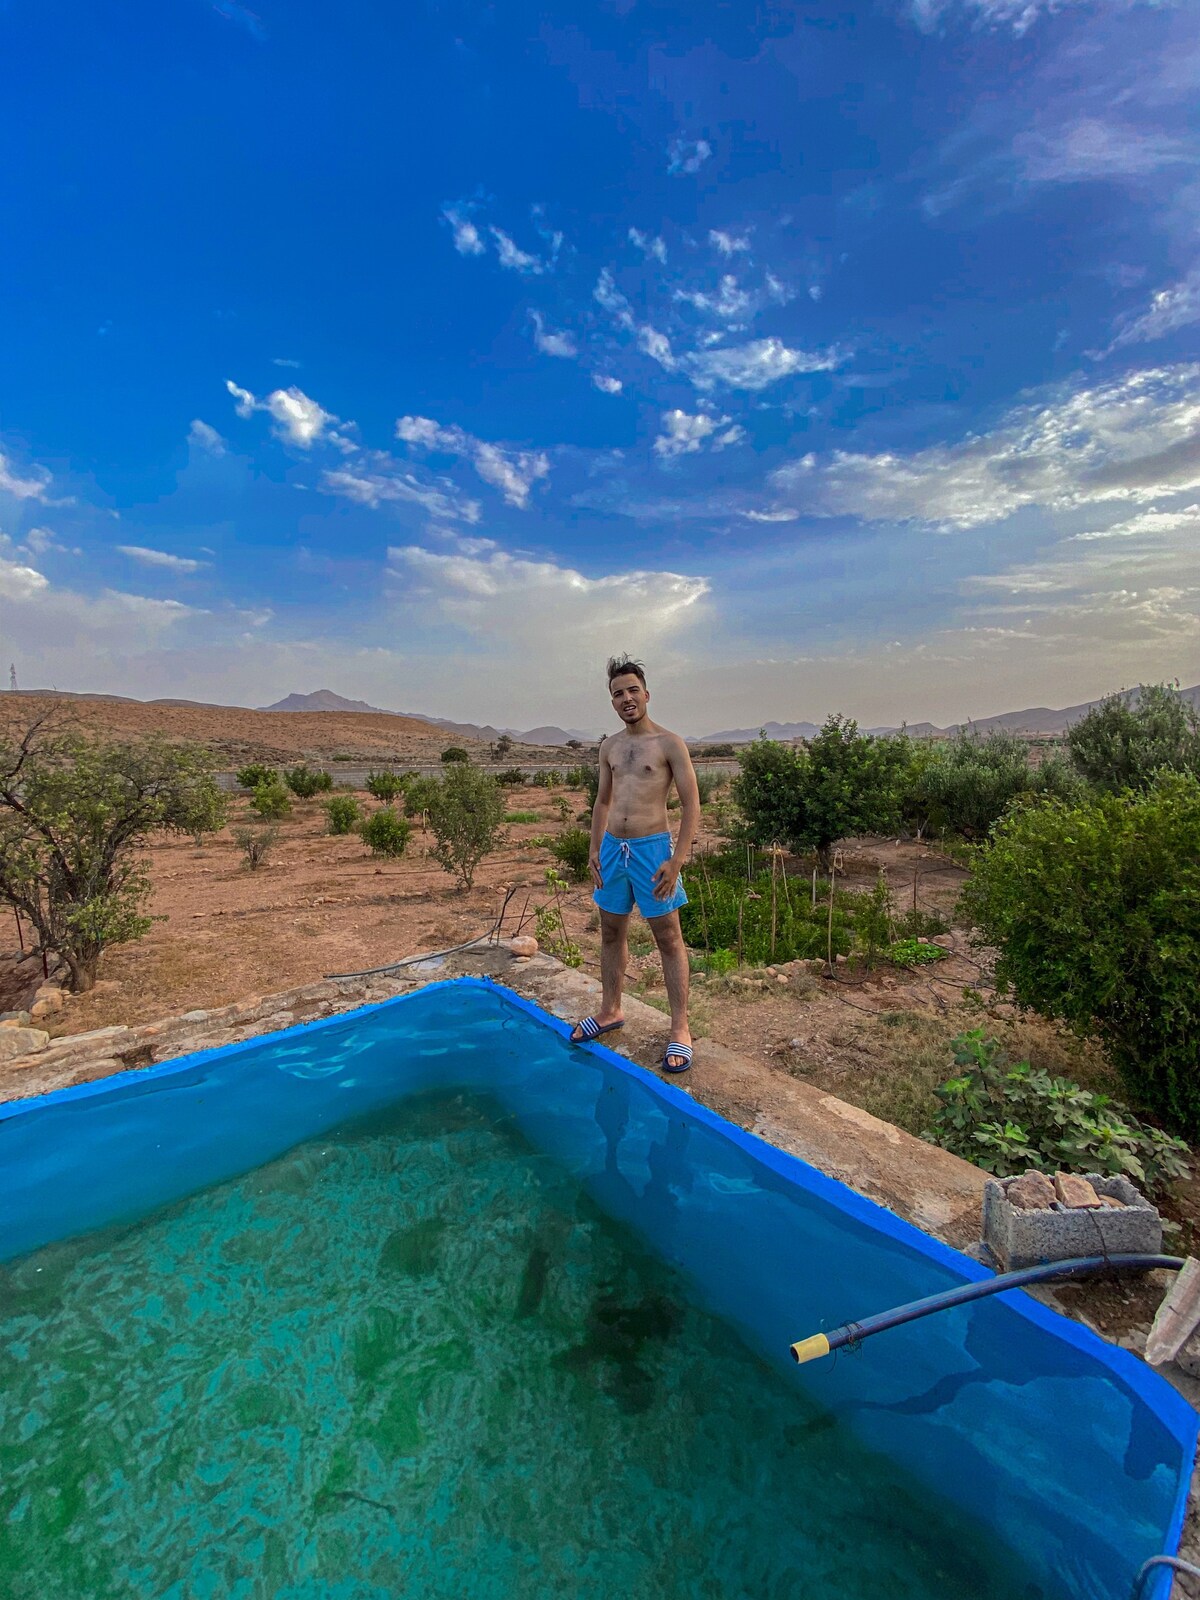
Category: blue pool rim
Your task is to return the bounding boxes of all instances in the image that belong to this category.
[3,972,1195,1587]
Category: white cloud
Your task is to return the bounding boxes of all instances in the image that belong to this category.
[741,507,800,522]
[442,205,486,256]
[628,228,667,263]
[0,450,52,502]
[272,357,303,369]
[395,416,550,509]
[653,410,745,459]
[773,364,1200,528]
[0,555,50,600]
[387,543,710,651]
[320,464,481,523]
[225,380,342,449]
[1069,504,1200,541]
[1105,268,1200,352]
[593,269,635,330]
[638,325,677,370]
[674,274,752,322]
[117,545,208,574]
[765,273,794,305]
[907,0,1153,35]
[529,311,578,359]
[1014,119,1194,185]
[188,419,227,456]
[709,229,750,256]
[592,374,624,395]
[667,137,712,176]
[490,228,545,275]
[688,336,841,391]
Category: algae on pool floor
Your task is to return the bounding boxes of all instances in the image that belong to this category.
[0,1091,1038,1600]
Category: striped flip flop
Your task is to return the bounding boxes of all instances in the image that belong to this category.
[661,1041,693,1074]
[570,1016,625,1044]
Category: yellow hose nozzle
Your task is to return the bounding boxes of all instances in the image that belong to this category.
[789,1332,831,1365]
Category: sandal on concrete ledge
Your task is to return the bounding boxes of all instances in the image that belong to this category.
[570,1016,625,1044]
[661,1042,693,1074]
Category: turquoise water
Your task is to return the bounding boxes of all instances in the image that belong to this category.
[1,1089,1037,1600]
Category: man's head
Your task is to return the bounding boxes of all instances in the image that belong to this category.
[606,654,649,726]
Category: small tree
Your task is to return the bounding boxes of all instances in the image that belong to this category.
[491,733,515,758]
[236,762,277,790]
[550,827,591,883]
[0,714,222,991]
[366,770,405,802]
[960,773,1200,1136]
[325,796,361,835]
[496,767,527,787]
[1068,683,1200,793]
[403,775,440,818]
[903,729,1082,840]
[250,780,292,820]
[284,765,333,798]
[233,825,278,870]
[184,775,228,845]
[427,764,506,887]
[361,808,411,857]
[440,746,470,764]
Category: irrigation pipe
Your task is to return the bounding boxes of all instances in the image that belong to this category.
[788,1254,1185,1365]
[1132,1556,1200,1599]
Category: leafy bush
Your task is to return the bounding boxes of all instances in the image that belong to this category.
[550,827,591,883]
[365,770,406,802]
[888,938,949,967]
[960,772,1200,1135]
[563,766,590,788]
[535,869,582,967]
[902,730,1082,840]
[427,765,506,887]
[250,780,292,820]
[284,764,333,798]
[531,769,562,789]
[925,1030,1190,1197]
[690,947,737,976]
[734,718,907,865]
[236,763,277,790]
[183,774,228,844]
[440,747,470,764]
[891,906,950,940]
[505,810,540,824]
[496,767,527,786]
[403,776,440,817]
[695,770,725,805]
[361,808,411,857]
[581,764,600,808]
[853,875,894,968]
[233,825,278,871]
[325,796,361,835]
[692,742,737,759]
[1068,683,1200,793]
[680,860,851,965]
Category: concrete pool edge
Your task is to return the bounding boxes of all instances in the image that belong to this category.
[2,968,1197,1596]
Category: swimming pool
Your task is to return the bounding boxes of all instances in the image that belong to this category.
[1,977,1193,1598]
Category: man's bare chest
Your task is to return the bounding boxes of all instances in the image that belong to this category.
[610,739,670,782]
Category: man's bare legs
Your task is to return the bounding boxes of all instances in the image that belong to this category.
[570,909,629,1040]
[649,910,691,1068]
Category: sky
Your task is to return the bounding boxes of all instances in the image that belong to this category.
[1,0,1198,736]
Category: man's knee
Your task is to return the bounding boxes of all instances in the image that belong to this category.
[650,914,684,951]
[600,915,628,945]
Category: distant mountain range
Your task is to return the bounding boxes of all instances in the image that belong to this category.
[694,683,1200,744]
[260,690,598,746]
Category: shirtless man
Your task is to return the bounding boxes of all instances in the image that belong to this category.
[569,656,701,1073]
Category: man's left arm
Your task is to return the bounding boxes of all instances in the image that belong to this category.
[654,738,702,898]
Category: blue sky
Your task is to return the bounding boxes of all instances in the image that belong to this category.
[1,0,1198,734]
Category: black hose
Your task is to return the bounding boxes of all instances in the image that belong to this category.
[790,1253,1185,1363]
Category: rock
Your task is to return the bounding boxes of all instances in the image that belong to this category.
[1054,1172,1101,1208]
[1097,1194,1127,1209]
[834,954,847,966]
[0,1012,32,1028]
[0,1027,50,1061]
[1005,1170,1056,1211]
[776,972,789,985]
[30,998,63,1021]
[509,935,539,958]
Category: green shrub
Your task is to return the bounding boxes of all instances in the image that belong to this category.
[236,763,277,790]
[887,938,949,967]
[505,810,539,824]
[549,827,591,883]
[680,861,850,965]
[535,869,582,967]
[891,906,950,940]
[496,767,527,786]
[582,765,600,808]
[284,764,333,798]
[403,776,439,817]
[563,765,589,788]
[695,770,725,805]
[1068,683,1200,793]
[427,765,506,887]
[692,742,737,759]
[365,770,406,802]
[250,780,292,820]
[690,947,737,976]
[853,874,894,969]
[233,825,278,871]
[325,796,361,835]
[903,730,1082,840]
[925,1030,1190,1197]
[530,769,562,789]
[361,808,411,857]
[440,747,470,764]
[960,772,1200,1135]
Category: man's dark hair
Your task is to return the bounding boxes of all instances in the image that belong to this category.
[606,655,647,689]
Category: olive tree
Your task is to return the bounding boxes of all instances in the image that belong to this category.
[1068,683,1200,793]
[0,710,224,991]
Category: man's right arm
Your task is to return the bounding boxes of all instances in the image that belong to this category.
[589,751,612,889]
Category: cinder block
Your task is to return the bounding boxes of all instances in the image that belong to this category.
[982,1173,1161,1270]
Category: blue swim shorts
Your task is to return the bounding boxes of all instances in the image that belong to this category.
[593,831,688,920]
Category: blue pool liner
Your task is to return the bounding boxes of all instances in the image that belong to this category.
[1,975,1195,1599]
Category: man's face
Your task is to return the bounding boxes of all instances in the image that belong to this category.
[610,673,649,725]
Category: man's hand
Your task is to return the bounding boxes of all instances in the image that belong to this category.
[589,853,604,890]
[652,858,681,900]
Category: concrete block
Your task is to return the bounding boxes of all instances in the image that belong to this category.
[983,1172,1161,1270]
